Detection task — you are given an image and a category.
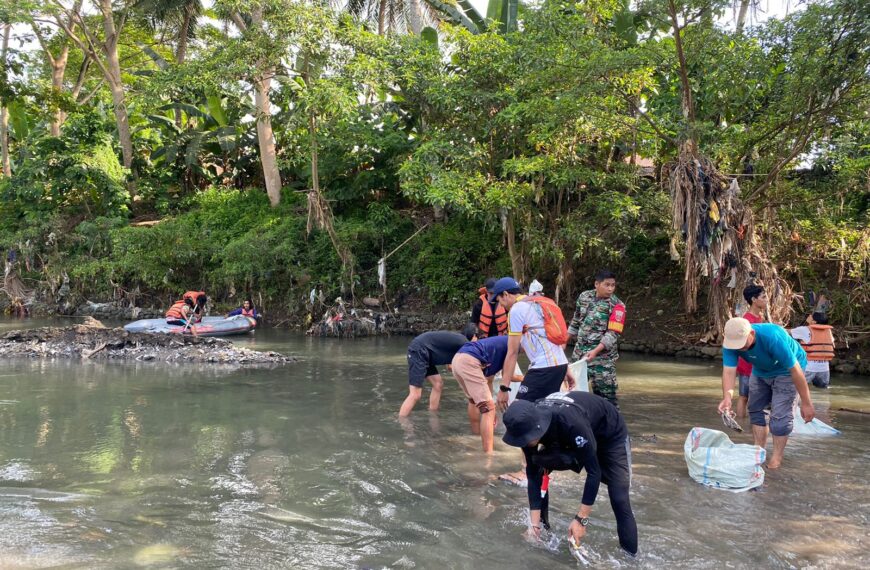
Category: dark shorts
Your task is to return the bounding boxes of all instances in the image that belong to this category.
[407,348,439,387]
[738,374,751,397]
[748,374,797,436]
[516,364,568,402]
[806,370,830,389]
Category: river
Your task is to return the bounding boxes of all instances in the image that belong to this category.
[0,322,867,568]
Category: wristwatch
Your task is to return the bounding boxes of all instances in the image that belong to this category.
[574,515,589,527]
[499,385,512,393]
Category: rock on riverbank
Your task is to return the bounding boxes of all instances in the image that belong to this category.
[0,322,294,365]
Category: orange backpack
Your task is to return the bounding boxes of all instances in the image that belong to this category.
[521,296,569,345]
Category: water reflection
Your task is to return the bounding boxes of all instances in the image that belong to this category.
[0,327,865,568]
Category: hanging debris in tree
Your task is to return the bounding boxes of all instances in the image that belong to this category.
[667,150,794,340]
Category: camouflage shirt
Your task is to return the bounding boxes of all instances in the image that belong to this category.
[567,290,624,361]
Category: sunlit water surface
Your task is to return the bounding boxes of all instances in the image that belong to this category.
[0,320,867,568]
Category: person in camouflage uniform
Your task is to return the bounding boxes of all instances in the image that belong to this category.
[567,270,626,407]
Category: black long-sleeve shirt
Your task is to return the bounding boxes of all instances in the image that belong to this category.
[523,392,627,508]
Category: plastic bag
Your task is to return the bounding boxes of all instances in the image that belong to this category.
[791,403,841,436]
[493,363,524,404]
[684,428,765,492]
[568,359,589,393]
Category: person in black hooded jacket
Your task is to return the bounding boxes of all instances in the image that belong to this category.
[502,391,638,556]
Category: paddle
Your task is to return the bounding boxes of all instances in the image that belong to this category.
[182,300,200,336]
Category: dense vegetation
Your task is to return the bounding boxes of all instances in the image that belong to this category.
[0,0,867,333]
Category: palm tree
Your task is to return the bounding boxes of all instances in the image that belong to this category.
[345,0,436,35]
[135,0,203,64]
[135,0,204,126]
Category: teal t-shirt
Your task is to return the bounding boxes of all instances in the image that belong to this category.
[722,323,807,378]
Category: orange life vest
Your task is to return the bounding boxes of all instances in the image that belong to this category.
[166,300,189,319]
[241,307,256,317]
[804,324,835,361]
[477,288,507,338]
[183,290,206,304]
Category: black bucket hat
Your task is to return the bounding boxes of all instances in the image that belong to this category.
[502,400,553,447]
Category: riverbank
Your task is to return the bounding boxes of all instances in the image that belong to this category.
[7,297,868,375]
[0,321,294,365]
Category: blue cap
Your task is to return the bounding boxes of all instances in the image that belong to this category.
[489,277,521,302]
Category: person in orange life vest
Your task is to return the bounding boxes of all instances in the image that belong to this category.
[227,299,258,319]
[735,285,766,419]
[790,312,834,389]
[469,278,508,339]
[166,291,206,325]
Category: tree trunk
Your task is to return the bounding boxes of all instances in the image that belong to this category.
[99,0,134,175]
[308,111,354,294]
[0,24,10,177]
[408,0,423,35]
[253,74,282,206]
[504,211,523,282]
[668,0,696,152]
[378,0,387,35]
[247,8,282,207]
[736,0,751,33]
[49,45,71,137]
[174,6,193,128]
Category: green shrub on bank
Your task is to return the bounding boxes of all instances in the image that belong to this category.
[51,186,511,312]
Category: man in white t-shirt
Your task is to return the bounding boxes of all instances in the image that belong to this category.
[491,277,574,485]
[492,277,572,410]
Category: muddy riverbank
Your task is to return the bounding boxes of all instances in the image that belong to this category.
[8,297,867,375]
[0,321,294,365]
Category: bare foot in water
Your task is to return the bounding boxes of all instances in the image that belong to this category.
[766,460,782,469]
[498,471,527,487]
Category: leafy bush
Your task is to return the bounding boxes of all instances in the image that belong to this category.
[1,111,129,220]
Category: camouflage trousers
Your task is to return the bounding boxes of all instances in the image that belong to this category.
[588,359,618,407]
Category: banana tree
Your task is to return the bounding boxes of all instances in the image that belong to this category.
[426,0,518,34]
[146,92,252,191]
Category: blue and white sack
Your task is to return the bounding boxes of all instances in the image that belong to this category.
[790,402,841,436]
[684,428,765,493]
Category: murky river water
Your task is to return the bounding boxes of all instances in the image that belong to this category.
[0,320,867,568]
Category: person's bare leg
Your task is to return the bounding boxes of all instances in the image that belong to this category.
[468,401,481,434]
[399,386,423,417]
[736,395,748,419]
[768,435,788,469]
[752,424,768,448]
[427,374,443,411]
[480,403,495,453]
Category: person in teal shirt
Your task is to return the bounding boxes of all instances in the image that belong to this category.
[718,319,814,469]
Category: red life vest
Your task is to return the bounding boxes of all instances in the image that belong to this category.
[241,307,255,317]
[166,300,188,319]
[804,325,835,361]
[183,291,206,303]
[477,288,507,338]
